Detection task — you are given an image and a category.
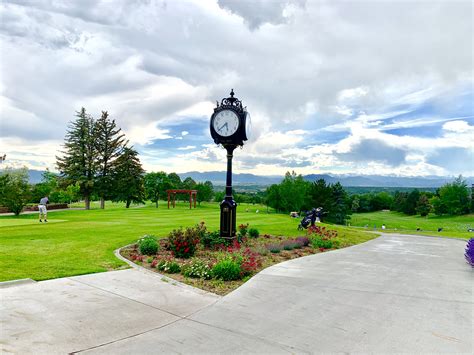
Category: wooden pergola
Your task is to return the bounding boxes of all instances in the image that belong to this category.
[166,189,197,209]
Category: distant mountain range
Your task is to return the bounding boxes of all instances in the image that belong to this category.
[23,169,472,188]
[179,171,474,188]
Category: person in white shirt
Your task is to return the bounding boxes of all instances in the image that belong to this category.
[39,196,49,222]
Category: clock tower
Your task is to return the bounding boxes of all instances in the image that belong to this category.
[210,90,251,239]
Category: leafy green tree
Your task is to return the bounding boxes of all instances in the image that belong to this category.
[0,167,31,215]
[416,194,431,217]
[392,191,407,212]
[437,176,470,215]
[195,181,214,205]
[112,147,145,208]
[182,177,197,190]
[431,196,447,216]
[402,189,420,215]
[56,108,97,210]
[94,111,127,209]
[265,184,282,212]
[370,192,393,211]
[144,171,168,207]
[278,171,310,212]
[351,196,360,212]
[167,173,182,189]
[214,191,225,203]
[30,169,58,203]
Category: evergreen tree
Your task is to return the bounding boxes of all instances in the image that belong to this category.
[94,111,127,209]
[308,179,332,211]
[327,182,351,225]
[112,147,145,208]
[56,108,97,210]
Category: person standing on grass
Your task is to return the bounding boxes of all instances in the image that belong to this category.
[39,196,49,222]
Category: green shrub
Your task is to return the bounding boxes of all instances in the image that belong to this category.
[248,228,260,238]
[182,259,212,279]
[168,227,200,258]
[201,230,226,249]
[311,237,334,249]
[238,223,249,237]
[157,260,181,273]
[138,235,159,255]
[212,256,242,281]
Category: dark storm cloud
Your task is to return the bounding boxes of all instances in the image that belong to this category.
[427,147,474,172]
[337,139,407,166]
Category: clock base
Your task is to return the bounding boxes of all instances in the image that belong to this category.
[220,198,237,240]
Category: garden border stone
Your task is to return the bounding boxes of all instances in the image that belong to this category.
[114,245,221,298]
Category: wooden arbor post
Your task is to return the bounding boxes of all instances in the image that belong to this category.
[166,189,198,209]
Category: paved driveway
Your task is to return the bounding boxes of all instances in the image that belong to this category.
[1,234,471,354]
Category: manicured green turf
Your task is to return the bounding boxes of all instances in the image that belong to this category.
[0,201,379,282]
[350,211,474,239]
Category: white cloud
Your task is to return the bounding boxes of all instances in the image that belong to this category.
[0,0,472,176]
[443,120,472,133]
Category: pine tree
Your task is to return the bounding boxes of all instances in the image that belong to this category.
[56,108,97,210]
[94,111,127,209]
[112,147,145,208]
[327,182,351,225]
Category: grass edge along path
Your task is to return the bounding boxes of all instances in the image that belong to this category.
[0,202,376,282]
[350,210,473,240]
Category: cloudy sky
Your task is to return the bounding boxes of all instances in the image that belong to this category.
[0,0,472,177]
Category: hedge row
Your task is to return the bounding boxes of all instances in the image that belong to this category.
[0,203,69,213]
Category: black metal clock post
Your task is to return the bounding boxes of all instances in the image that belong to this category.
[221,145,237,239]
[210,90,250,240]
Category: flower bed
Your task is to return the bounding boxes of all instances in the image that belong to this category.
[120,222,347,295]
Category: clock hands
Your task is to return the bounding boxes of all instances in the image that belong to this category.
[218,122,228,133]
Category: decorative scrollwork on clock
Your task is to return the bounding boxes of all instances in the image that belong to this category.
[220,89,243,112]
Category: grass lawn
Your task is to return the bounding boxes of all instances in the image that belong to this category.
[350,210,474,239]
[0,201,376,282]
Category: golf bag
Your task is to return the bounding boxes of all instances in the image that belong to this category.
[297,207,324,230]
[298,209,316,230]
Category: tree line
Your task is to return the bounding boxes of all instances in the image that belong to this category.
[265,171,351,225]
[349,176,472,216]
[264,172,473,225]
[56,108,218,209]
[56,108,144,209]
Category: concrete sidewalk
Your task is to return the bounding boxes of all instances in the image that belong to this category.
[1,234,472,354]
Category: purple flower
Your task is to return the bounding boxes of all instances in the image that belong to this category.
[465,238,474,267]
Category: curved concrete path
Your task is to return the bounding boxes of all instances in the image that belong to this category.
[1,234,472,354]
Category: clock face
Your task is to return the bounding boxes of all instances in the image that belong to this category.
[213,110,239,137]
[245,111,251,139]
